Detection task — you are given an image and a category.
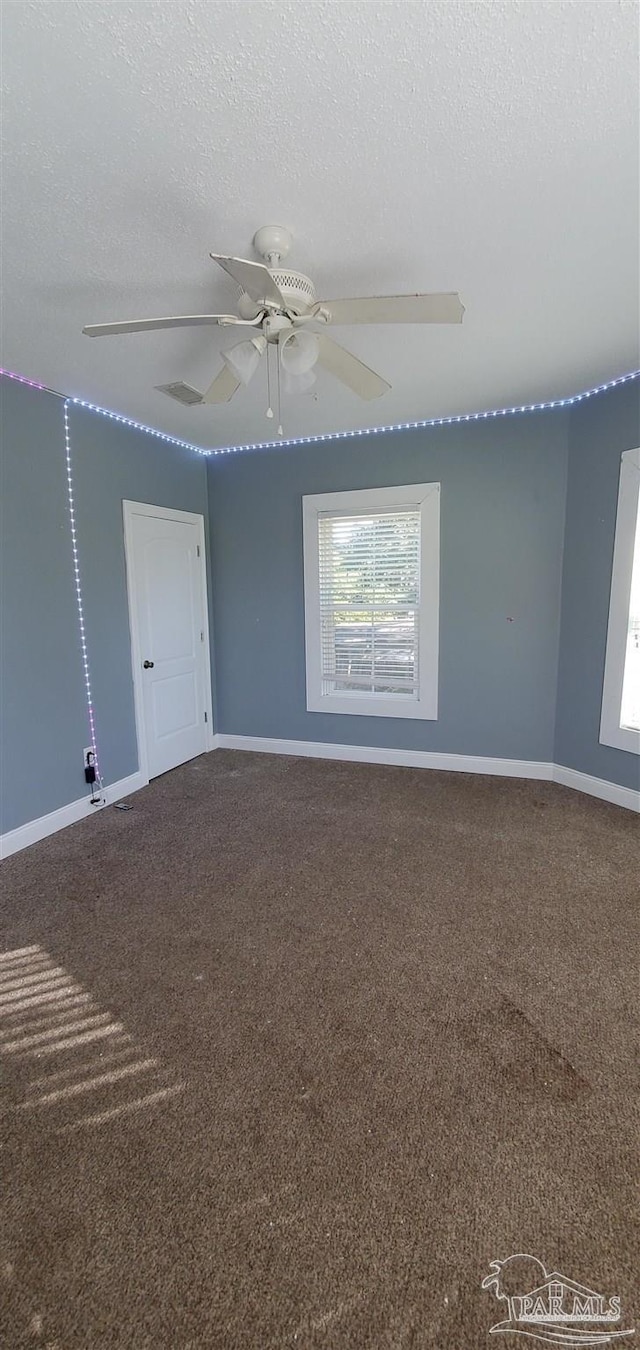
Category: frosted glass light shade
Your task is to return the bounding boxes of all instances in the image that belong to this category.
[222,336,266,385]
[280,331,319,375]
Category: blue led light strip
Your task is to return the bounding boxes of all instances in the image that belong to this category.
[1,365,638,458]
[63,400,102,788]
[205,370,640,457]
[0,368,208,455]
[69,396,210,455]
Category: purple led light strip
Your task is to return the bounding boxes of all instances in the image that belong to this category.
[0,368,50,393]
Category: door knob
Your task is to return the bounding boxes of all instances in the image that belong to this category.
[143,659,154,669]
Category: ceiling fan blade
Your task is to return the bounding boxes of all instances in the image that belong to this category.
[83,314,256,337]
[316,334,391,401]
[315,293,465,325]
[202,364,242,405]
[210,254,285,309]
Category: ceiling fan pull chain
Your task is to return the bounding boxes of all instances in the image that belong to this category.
[265,341,274,419]
[276,344,283,436]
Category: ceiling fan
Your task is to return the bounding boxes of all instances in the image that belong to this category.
[83,226,464,423]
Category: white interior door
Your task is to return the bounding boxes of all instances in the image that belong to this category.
[124,503,211,780]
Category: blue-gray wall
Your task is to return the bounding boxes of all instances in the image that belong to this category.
[3,374,638,839]
[1,382,87,832]
[1,379,208,832]
[207,412,570,763]
[555,382,640,790]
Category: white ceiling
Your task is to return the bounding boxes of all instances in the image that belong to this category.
[2,0,639,451]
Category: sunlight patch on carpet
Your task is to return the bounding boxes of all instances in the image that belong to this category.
[0,943,183,1132]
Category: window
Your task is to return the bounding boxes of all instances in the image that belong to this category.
[303,483,440,719]
[600,446,640,754]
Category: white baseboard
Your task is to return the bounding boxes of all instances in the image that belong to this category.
[552,763,640,813]
[215,734,554,780]
[0,771,147,860]
[215,734,639,813]
[3,741,637,860]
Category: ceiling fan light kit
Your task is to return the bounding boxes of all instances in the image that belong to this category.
[82,225,465,427]
[280,330,320,375]
[222,334,267,385]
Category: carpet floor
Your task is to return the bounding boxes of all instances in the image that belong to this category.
[1,750,638,1348]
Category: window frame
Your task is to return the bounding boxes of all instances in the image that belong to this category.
[302,482,440,720]
[600,446,640,755]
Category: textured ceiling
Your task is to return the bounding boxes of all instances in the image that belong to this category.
[2,0,639,450]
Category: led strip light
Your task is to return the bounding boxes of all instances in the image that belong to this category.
[1,365,638,458]
[62,400,102,792]
[205,369,640,456]
[0,369,208,455]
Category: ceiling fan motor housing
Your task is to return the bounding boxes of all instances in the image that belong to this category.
[270,270,317,314]
[237,269,317,320]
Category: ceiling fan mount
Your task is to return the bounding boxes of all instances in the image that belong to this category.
[252,224,293,266]
[243,225,318,320]
[82,225,464,414]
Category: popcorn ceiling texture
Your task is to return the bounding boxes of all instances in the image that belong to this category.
[2,1,638,449]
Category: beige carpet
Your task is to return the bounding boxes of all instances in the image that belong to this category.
[1,750,638,1348]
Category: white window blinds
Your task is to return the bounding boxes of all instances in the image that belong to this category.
[318,507,421,697]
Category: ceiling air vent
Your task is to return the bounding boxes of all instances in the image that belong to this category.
[155,382,204,406]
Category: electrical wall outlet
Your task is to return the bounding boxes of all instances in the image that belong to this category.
[83,746,105,805]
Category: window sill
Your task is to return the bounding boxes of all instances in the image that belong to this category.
[599,722,640,755]
[307,692,438,720]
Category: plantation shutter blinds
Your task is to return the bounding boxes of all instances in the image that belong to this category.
[318,507,421,696]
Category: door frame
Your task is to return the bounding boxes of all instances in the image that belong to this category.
[122,500,215,786]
